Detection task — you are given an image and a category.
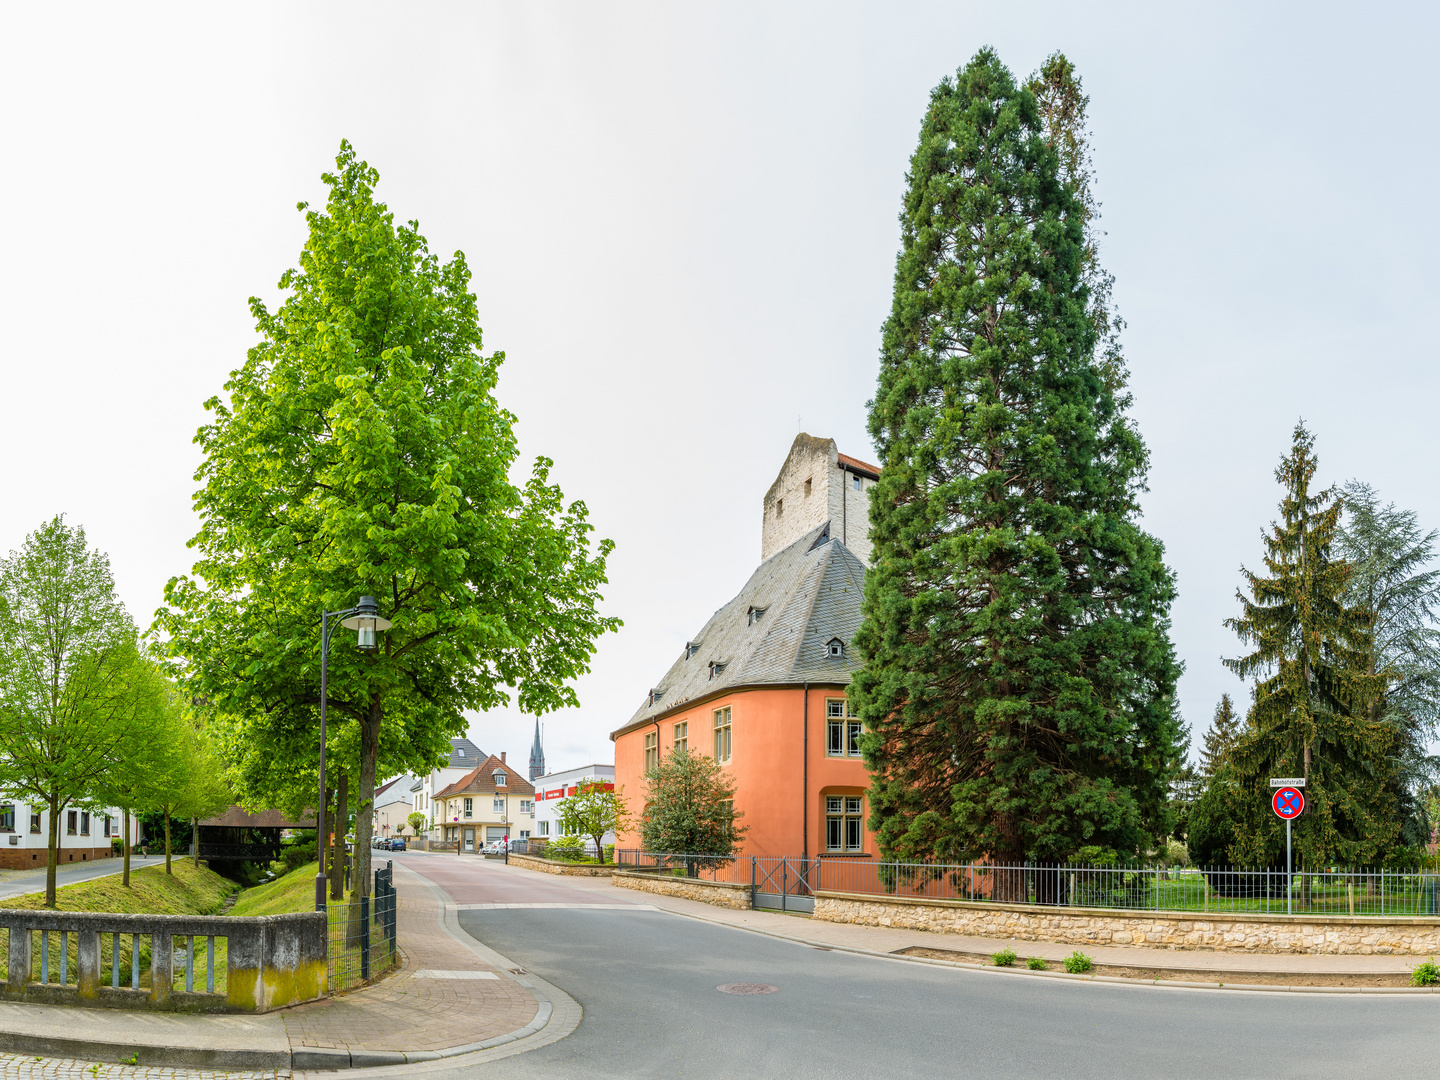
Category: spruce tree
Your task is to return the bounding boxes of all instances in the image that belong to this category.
[851,50,1182,882]
[1200,694,1241,778]
[1224,423,1396,865]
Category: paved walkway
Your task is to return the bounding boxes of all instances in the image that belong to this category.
[0,856,168,899]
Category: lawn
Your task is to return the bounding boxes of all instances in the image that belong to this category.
[229,861,320,917]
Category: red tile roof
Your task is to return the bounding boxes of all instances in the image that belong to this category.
[837,452,880,478]
[434,754,536,799]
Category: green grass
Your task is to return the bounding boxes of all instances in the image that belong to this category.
[230,861,321,917]
[0,858,237,915]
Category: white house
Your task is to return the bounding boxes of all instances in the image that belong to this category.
[533,763,616,849]
[373,774,418,837]
[0,799,140,869]
[408,737,487,840]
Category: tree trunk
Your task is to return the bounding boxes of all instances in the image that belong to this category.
[164,812,172,874]
[331,770,348,901]
[45,798,60,908]
[348,701,382,949]
[192,817,200,867]
[122,809,131,887]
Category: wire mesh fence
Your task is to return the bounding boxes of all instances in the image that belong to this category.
[325,862,399,991]
[614,850,1440,917]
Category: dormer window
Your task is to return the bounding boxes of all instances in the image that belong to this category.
[709,661,727,680]
[649,688,665,706]
[747,605,768,626]
[685,641,702,660]
[494,771,507,787]
[827,638,845,659]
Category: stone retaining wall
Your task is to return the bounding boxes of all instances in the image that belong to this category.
[813,891,1440,955]
[506,853,615,876]
[612,870,752,910]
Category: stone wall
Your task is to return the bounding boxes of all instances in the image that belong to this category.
[508,853,614,877]
[613,870,752,910]
[814,891,1440,955]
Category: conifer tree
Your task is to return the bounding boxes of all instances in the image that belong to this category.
[851,49,1182,882]
[1200,694,1241,778]
[1224,423,1396,865]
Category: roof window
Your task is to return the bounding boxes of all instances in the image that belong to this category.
[495,771,507,787]
[709,661,727,680]
[748,605,768,626]
[649,688,665,706]
[685,641,702,660]
[827,638,845,659]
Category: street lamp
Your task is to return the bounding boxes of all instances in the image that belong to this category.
[316,595,392,912]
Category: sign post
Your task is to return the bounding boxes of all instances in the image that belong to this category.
[1270,778,1306,915]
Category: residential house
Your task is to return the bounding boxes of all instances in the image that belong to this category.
[409,737,486,844]
[0,799,141,870]
[433,753,537,853]
[533,764,616,849]
[612,434,879,861]
[373,774,418,837]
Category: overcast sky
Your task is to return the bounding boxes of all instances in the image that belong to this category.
[3,2,1437,777]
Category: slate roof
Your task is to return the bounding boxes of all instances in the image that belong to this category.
[614,522,866,738]
[434,754,537,799]
[447,737,485,769]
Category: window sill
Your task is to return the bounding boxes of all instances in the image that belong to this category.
[819,851,871,858]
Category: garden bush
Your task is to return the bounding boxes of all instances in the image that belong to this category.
[547,835,586,861]
[1412,958,1439,987]
[1026,956,1047,971]
[1063,951,1093,974]
[990,948,1016,967]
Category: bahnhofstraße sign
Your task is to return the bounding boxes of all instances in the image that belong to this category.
[1269,777,1306,787]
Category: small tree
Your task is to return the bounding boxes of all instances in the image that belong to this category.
[406,811,427,837]
[556,781,628,863]
[640,748,746,871]
[1200,695,1242,779]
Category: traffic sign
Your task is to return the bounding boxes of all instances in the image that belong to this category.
[1269,777,1306,788]
[1272,786,1305,819]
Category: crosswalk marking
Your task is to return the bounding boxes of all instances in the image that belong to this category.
[453,902,659,911]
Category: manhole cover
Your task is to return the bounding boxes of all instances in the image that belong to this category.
[717,982,778,995]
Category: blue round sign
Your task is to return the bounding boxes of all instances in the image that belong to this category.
[1272,786,1305,820]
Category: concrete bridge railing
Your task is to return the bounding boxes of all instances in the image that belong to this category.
[0,910,326,1013]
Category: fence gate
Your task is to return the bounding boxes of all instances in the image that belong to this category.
[752,856,815,914]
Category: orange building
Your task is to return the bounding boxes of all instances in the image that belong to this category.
[612,435,880,861]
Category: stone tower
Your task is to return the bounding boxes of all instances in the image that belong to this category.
[760,433,879,565]
[528,718,545,782]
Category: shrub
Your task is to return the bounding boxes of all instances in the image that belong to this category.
[991,948,1016,967]
[1063,951,1093,974]
[1026,956,1047,971]
[111,838,124,855]
[1412,959,1440,987]
[1165,838,1189,866]
[604,843,615,863]
[547,835,586,861]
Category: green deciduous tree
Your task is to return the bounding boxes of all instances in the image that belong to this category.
[0,517,153,907]
[556,781,628,864]
[1200,694,1242,779]
[640,748,746,868]
[1223,424,1396,865]
[851,49,1182,886]
[406,811,427,837]
[157,143,619,904]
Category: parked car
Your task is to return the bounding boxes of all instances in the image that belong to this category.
[481,839,508,854]
[387,837,407,851]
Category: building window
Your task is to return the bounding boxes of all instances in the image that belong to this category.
[80,812,90,836]
[685,641,701,659]
[827,638,845,659]
[709,660,726,679]
[520,830,530,840]
[777,499,784,518]
[826,796,864,852]
[644,731,659,772]
[520,800,533,814]
[853,474,862,491]
[649,688,665,706]
[747,605,767,626]
[103,816,111,837]
[804,478,812,497]
[494,796,505,813]
[0,804,12,832]
[67,811,77,835]
[826,699,863,757]
[463,798,473,818]
[673,721,688,754]
[714,707,732,763]
[495,771,507,787]
[539,820,550,836]
[30,812,40,834]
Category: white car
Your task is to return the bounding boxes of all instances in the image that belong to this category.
[481,839,508,854]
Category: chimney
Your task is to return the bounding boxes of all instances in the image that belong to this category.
[501,752,506,764]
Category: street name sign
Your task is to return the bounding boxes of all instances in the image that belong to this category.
[1269,778,1306,787]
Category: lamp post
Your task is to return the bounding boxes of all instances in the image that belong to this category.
[316,595,392,912]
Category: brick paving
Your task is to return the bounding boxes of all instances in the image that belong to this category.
[0,1053,284,1080]
[279,863,539,1053]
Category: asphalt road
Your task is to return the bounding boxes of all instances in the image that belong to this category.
[0,854,168,899]
[399,855,1440,1080]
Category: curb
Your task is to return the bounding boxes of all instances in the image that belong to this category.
[292,1001,554,1069]
[629,891,1438,996]
[0,1030,288,1072]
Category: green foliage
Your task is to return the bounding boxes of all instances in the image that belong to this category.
[990,948,1017,966]
[604,843,615,863]
[1063,950,1094,974]
[406,811,427,836]
[851,48,1182,872]
[1025,956,1047,971]
[1224,424,1397,866]
[1200,695,1242,779]
[0,516,160,906]
[555,781,628,864]
[1411,958,1440,986]
[640,747,748,866]
[546,835,586,861]
[156,142,618,897]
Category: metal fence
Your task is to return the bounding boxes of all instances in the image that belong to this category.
[325,860,399,991]
[614,851,1440,918]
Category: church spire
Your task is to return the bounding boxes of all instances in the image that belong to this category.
[528,718,545,782]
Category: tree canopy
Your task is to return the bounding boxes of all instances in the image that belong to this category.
[640,748,746,866]
[157,142,619,897]
[556,781,627,864]
[850,49,1182,876]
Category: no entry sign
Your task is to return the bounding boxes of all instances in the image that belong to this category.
[1272,786,1305,820]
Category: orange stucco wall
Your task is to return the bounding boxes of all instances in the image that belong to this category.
[613,685,877,860]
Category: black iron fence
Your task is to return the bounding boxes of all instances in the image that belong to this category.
[614,850,1440,918]
[325,860,399,991]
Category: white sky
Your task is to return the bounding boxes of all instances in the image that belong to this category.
[3,3,1437,776]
